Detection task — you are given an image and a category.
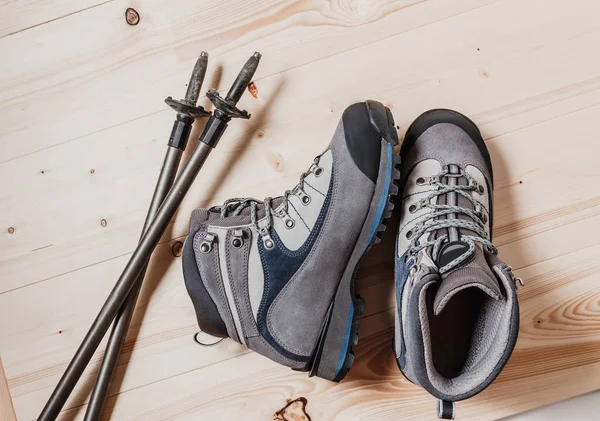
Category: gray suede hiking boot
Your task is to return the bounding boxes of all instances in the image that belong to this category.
[393,110,521,419]
[183,100,400,381]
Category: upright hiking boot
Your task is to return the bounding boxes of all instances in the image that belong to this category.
[393,109,521,418]
[183,100,400,381]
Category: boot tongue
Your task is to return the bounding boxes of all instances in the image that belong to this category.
[433,243,502,315]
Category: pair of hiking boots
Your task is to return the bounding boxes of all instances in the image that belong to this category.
[182,101,521,419]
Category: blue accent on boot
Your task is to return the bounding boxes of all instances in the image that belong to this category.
[395,251,413,369]
[257,175,334,361]
[335,306,355,375]
[368,143,393,241]
[335,143,393,376]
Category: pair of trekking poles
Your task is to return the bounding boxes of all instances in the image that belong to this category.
[37,51,262,420]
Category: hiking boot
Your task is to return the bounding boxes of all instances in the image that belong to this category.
[393,109,521,418]
[183,100,400,381]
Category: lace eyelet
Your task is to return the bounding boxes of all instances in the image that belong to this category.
[200,233,216,253]
[231,229,243,248]
[481,213,488,223]
[308,162,324,178]
[416,177,426,186]
[294,188,311,205]
[478,185,485,194]
[406,230,413,239]
[294,187,312,205]
[284,217,295,229]
[260,229,275,250]
[409,204,417,213]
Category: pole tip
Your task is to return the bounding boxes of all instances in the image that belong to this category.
[253,52,262,60]
[200,51,209,58]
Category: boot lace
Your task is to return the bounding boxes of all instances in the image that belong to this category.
[216,154,325,240]
[405,166,497,273]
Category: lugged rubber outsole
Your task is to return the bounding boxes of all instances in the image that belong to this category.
[332,151,401,381]
[307,103,401,381]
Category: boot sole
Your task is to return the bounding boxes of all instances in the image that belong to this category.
[308,101,401,381]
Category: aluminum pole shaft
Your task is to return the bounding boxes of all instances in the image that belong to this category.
[38,141,214,421]
[83,146,183,420]
[38,51,260,420]
[83,51,209,421]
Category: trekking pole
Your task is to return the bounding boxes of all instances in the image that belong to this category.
[83,52,211,421]
[38,51,262,420]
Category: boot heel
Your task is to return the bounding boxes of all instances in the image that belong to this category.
[308,289,364,381]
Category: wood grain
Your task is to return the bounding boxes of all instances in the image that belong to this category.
[0,357,17,421]
[1,0,599,419]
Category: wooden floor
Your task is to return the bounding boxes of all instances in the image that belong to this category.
[1,0,600,420]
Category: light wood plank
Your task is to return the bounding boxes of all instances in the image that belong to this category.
[91,244,600,420]
[1,0,600,420]
[0,0,496,162]
[3,0,600,293]
[0,0,110,38]
[0,357,17,421]
[0,148,599,416]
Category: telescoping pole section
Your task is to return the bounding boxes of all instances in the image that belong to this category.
[83,52,211,421]
[38,52,262,420]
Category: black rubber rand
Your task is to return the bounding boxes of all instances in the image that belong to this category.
[401,108,493,186]
[341,102,391,183]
